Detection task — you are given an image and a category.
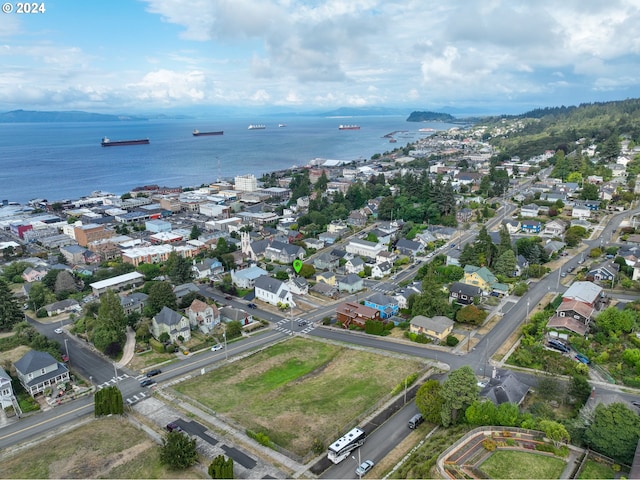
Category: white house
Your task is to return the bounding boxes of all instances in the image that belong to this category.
[230,266,268,289]
[345,238,385,259]
[572,205,591,220]
[254,275,295,307]
[0,367,15,409]
[186,299,220,333]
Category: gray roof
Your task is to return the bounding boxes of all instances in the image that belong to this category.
[14,350,57,375]
[563,281,603,304]
[410,315,454,334]
[480,368,530,406]
[449,282,482,297]
[340,273,363,285]
[154,307,185,327]
[366,292,397,306]
[254,275,285,294]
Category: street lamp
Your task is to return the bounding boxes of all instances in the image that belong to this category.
[526,300,530,324]
[223,331,228,361]
[352,449,362,479]
[64,338,70,368]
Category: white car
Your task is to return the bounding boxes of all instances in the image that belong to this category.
[54,328,63,334]
[355,460,375,477]
[211,344,223,352]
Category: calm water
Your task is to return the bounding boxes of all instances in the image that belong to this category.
[0,115,454,203]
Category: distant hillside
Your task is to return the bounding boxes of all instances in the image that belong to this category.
[319,106,410,117]
[406,111,457,122]
[0,110,148,122]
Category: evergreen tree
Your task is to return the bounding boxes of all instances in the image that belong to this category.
[147,281,178,316]
[439,366,478,427]
[165,252,194,284]
[160,431,198,470]
[0,279,23,332]
[493,249,517,277]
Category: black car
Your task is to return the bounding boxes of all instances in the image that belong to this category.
[166,422,182,432]
[247,303,257,309]
[140,378,156,387]
[146,369,161,377]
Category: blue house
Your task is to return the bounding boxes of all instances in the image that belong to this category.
[364,293,399,320]
[521,220,542,234]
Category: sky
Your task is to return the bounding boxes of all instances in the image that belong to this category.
[1,0,640,115]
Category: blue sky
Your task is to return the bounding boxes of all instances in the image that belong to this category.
[1,0,640,114]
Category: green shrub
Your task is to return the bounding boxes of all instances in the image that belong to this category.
[445,335,459,347]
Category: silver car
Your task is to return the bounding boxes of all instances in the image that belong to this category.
[355,460,374,477]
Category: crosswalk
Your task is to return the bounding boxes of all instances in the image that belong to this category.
[273,318,317,335]
[96,373,130,389]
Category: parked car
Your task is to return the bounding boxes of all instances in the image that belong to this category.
[224,295,232,300]
[632,401,640,408]
[355,460,375,477]
[575,354,590,364]
[211,344,223,352]
[146,369,162,377]
[166,422,182,432]
[140,378,156,387]
[247,303,257,309]
[54,328,63,334]
[548,339,570,353]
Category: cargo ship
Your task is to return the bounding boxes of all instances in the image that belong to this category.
[192,129,224,136]
[248,124,266,130]
[338,124,360,130]
[101,137,149,147]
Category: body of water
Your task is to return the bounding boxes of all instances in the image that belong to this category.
[0,115,456,204]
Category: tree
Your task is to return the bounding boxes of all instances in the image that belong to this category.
[465,400,497,426]
[580,183,599,201]
[28,282,47,311]
[190,224,202,240]
[440,366,478,427]
[584,402,640,465]
[94,386,124,416]
[493,249,516,277]
[0,279,23,332]
[539,420,570,447]
[415,379,444,424]
[147,281,177,316]
[160,431,198,470]
[97,289,127,331]
[595,306,636,335]
[165,252,194,284]
[209,455,234,479]
[494,402,519,427]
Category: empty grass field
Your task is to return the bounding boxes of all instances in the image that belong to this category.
[480,450,566,479]
[0,417,205,479]
[172,337,424,457]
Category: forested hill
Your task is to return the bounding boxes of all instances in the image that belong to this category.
[482,98,640,160]
[0,110,148,122]
[406,111,456,122]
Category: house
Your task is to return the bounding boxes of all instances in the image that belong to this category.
[230,266,268,289]
[371,261,392,279]
[264,241,305,263]
[191,258,224,279]
[449,282,482,305]
[515,254,529,276]
[463,265,509,296]
[364,293,399,319]
[314,252,339,271]
[304,238,325,250]
[395,238,424,257]
[336,302,381,329]
[338,273,364,293]
[409,315,454,343]
[173,282,200,301]
[310,282,339,298]
[59,244,89,264]
[521,220,542,234]
[587,262,618,285]
[456,207,474,223]
[44,299,81,317]
[13,350,70,397]
[21,265,48,283]
[544,240,566,256]
[376,250,397,265]
[415,230,438,246]
[572,205,592,220]
[546,300,595,336]
[345,238,385,259]
[394,285,421,310]
[315,271,337,286]
[562,281,604,309]
[0,367,14,410]
[186,299,220,333]
[318,231,339,245]
[542,219,567,237]
[479,368,530,406]
[151,306,191,343]
[345,257,365,274]
[503,220,521,235]
[520,204,540,218]
[219,306,254,325]
[254,275,294,307]
[288,276,309,295]
[90,271,145,297]
[347,210,368,227]
[120,292,148,315]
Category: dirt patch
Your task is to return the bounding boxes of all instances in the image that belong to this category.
[0,345,32,367]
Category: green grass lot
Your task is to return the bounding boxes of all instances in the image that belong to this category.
[0,417,205,479]
[577,459,619,479]
[173,337,424,457]
[480,450,566,479]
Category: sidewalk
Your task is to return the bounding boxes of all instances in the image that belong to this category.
[116,326,136,368]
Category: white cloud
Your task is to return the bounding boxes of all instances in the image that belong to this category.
[131,69,207,103]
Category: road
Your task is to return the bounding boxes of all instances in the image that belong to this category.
[3,202,640,476]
